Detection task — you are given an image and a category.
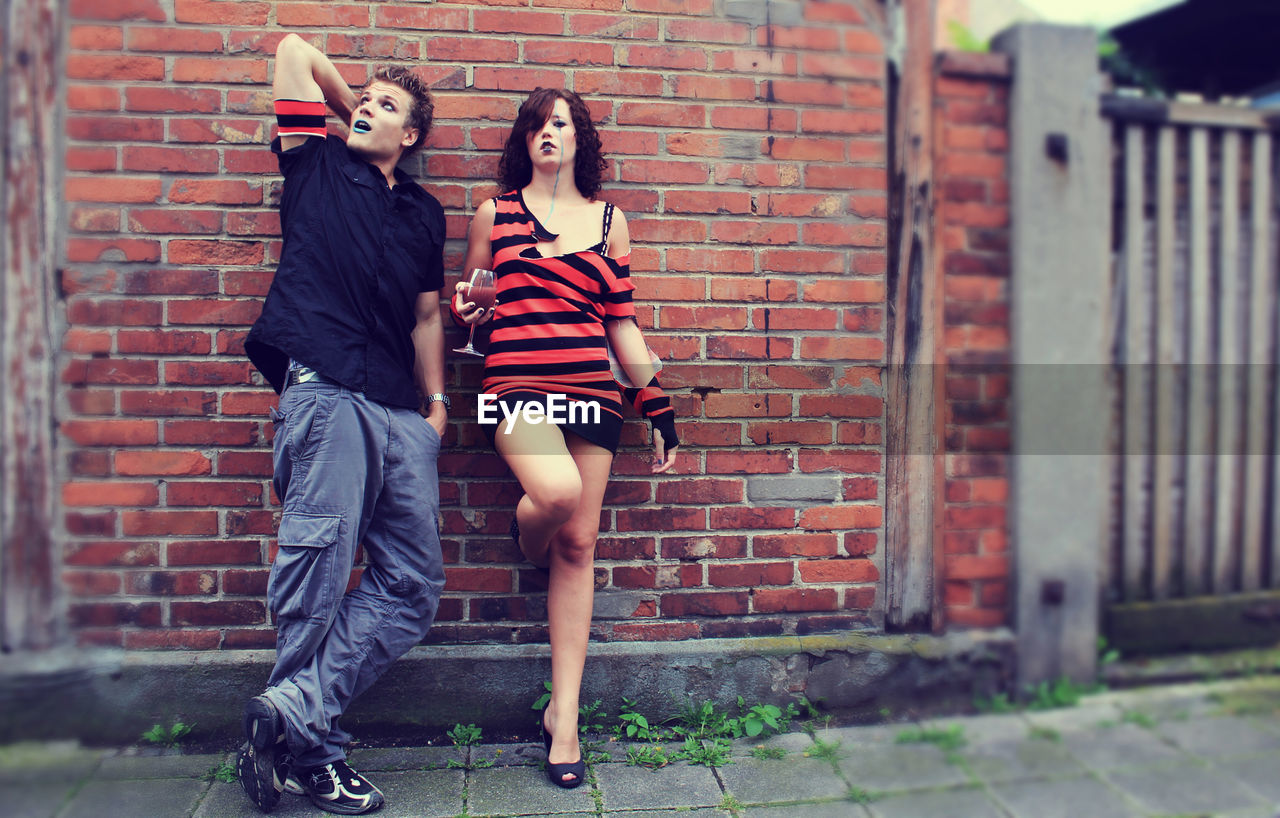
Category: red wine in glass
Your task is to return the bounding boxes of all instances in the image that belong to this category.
[454,268,496,356]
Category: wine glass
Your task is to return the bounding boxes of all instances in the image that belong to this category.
[453,268,496,357]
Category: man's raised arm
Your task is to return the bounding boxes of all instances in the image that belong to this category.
[273,34,357,151]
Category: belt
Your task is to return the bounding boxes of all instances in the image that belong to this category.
[285,366,333,388]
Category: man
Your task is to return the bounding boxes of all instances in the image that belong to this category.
[236,33,450,816]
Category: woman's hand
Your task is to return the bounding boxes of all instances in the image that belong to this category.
[652,429,678,474]
[453,281,494,325]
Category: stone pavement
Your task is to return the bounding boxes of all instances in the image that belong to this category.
[7,677,1280,817]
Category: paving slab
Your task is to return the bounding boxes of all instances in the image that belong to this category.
[96,751,227,779]
[837,743,970,793]
[1020,699,1124,732]
[1207,750,1280,801]
[744,801,872,817]
[1155,715,1280,757]
[195,783,319,818]
[0,740,104,783]
[730,729,815,758]
[11,786,78,818]
[467,763,598,816]
[369,769,466,817]
[59,777,207,818]
[957,732,1086,783]
[595,761,722,811]
[717,755,850,804]
[866,786,1006,818]
[348,744,461,771]
[1058,722,1187,771]
[987,774,1140,818]
[918,713,1030,746]
[1104,760,1268,815]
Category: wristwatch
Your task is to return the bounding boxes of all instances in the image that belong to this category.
[425,393,451,410]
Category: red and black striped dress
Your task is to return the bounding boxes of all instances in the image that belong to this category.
[478,190,672,453]
[482,190,631,450]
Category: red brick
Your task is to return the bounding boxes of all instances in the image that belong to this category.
[126,26,225,52]
[706,450,791,474]
[709,506,796,531]
[524,40,614,66]
[124,87,221,113]
[665,19,749,44]
[712,49,796,74]
[68,116,164,142]
[127,208,221,235]
[616,507,706,532]
[947,608,1007,628]
[624,45,707,70]
[223,570,270,596]
[123,146,219,174]
[125,630,222,650]
[126,570,217,596]
[661,591,748,617]
[66,148,118,171]
[62,482,159,507]
[168,179,262,205]
[218,451,272,477]
[171,601,266,626]
[656,479,744,505]
[752,588,838,613]
[70,602,161,627]
[70,24,124,49]
[67,176,161,203]
[709,562,792,587]
[754,533,838,558]
[798,559,879,584]
[117,330,212,355]
[165,420,259,446]
[611,622,703,641]
[168,481,264,507]
[168,240,264,266]
[66,238,160,263]
[660,535,747,561]
[801,53,882,81]
[168,540,262,566]
[62,420,158,446]
[62,570,123,596]
[799,504,882,531]
[945,554,1010,580]
[711,221,798,246]
[71,0,165,20]
[945,505,1006,531]
[173,0,267,24]
[444,567,512,593]
[115,450,212,476]
[474,9,563,34]
[798,395,883,418]
[746,421,832,445]
[67,55,164,80]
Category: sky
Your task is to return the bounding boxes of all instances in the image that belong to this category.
[1019,0,1181,28]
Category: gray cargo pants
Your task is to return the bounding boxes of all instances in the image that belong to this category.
[261,379,444,768]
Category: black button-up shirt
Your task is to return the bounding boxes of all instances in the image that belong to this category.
[245,135,445,409]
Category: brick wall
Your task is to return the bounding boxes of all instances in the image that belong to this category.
[60,0,892,649]
[934,51,1012,628]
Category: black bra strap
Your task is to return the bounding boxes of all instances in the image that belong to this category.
[601,203,615,248]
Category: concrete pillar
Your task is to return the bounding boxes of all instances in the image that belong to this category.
[991,25,1111,688]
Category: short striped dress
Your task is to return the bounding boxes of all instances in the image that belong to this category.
[479,190,635,452]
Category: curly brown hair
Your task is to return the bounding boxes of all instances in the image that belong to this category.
[499,88,607,199]
[371,65,433,159]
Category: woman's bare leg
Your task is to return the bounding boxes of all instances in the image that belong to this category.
[494,417,581,568]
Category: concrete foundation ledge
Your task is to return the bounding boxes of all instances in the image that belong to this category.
[0,630,1015,746]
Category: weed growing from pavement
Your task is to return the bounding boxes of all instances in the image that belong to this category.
[448,723,483,747]
[626,743,671,769]
[848,786,877,804]
[894,724,967,752]
[203,760,236,782]
[718,793,746,813]
[749,744,787,760]
[676,737,734,768]
[804,736,845,763]
[1121,709,1157,729]
[141,721,192,749]
[1028,725,1061,742]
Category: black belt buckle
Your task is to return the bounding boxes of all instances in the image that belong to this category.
[286,366,322,388]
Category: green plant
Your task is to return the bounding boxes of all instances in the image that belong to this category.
[625,743,671,769]
[946,20,989,53]
[531,680,552,714]
[1026,676,1101,711]
[204,760,236,782]
[1028,726,1060,742]
[849,786,876,804]
[141,721,192,749]
[1097,636,1120,668]
[1121,709,1156,729]
[616,697,667,741]
[448,723,482,747]
[579,699,606,735]
[974,691,1016,714]
[894,725,967,752]
[734,697,795,738]
[673,699,734,741]
[676,737,733,768]
[718,793,745,813]
[749,745,787,761]
[804,736,845,763]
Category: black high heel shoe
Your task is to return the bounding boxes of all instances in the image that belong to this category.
[540,701,585,789]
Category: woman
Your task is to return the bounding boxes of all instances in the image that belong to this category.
[452,88,679,788]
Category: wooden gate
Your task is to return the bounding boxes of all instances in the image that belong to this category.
[1105,96,1280,653]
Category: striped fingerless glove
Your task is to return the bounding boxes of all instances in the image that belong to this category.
[623,376,679,449]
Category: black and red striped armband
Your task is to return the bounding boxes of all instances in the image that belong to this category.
[274,99,327,138]
[623,376,679,449]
